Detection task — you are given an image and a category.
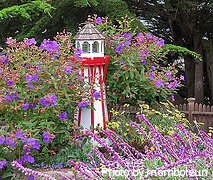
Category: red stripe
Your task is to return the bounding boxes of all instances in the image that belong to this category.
[99,64,106,130]
[91,66,94,132]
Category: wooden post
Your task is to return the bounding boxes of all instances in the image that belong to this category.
[187,97,196,123]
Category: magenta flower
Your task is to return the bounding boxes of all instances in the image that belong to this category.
[96,17,102,24]
[180,75,185,81]
[156,80,163,87]
[26,38,36,46]
[7,80,14,86]
[60,111,67,120]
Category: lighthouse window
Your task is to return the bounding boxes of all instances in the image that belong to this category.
[82,42,90,53]
[77,42,80,49]
[92,41,99,53]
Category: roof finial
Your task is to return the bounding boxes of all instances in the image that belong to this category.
[87,15,92,22]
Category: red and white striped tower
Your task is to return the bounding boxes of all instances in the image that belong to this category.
[73,17,109,131]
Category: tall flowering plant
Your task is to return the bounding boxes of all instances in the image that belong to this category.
[0,32,95,157]
[93,15,184,106]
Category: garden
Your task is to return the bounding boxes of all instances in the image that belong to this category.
[0,15,213,180]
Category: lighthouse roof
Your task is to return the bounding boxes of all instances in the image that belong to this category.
[74,17,105,40]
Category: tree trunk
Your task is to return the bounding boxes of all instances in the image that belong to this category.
[203,38,213,104]
[184,54,195,98]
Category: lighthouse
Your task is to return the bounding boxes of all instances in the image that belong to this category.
[73,16,109,131]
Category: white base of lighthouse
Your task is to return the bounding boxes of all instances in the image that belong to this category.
[74,56,109,131]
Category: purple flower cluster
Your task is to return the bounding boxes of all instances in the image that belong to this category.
[27,138,40,150]
[96,17,102,24]
[0,55,8,64]
[78,101,90,108]
[11,161,56,180]
[39,39,60,55]
[26,74,38,82]
[0,159,7,169]
[68,116,213,179]
[75,48,83,60]
[116,42,124,53]
[91,89,101,99]
[4,91,19,102]
[60,111,67,120]
[40,93,57,107]
[26,38,36,46]
[43,132,55,143]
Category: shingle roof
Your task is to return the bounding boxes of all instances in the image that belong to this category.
[74,18,105,40]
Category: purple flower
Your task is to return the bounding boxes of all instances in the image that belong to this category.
[149,72,155,79]
[156,80,163,87]
[66,66,71,74]
[29,103,37,109]
[116,42,123,53]
[171,95,175,101]
[27,138,36,146]
[0,136,4,144]
[0,68,3,74]
[152,66,156,70]
[123,33,132,40]
[26,38,36,46]
[50,94,57,106]
[27,175,34,180]
[78,101,87,108]
[27,83,34,90]
[166,71,172,80]
[124,41,131,46]
[22,102,29,110]
[142,60,146,65]
[91,89,97,94]
[7,80,14,86]
[157,39,165,46]
[32,74,38,82]
[22,154,34,163]
[40,98,50,106]
[96,17,102,24]
[26,75,32,82]
[146,33,152,39]
[94,92,101,99]
[21,136,27,143]
[0,160,7,169]
[60,111,67,120]
[180,75,185,81]
[6,137,15,148]
[15,130,22,139]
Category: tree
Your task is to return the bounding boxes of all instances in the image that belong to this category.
[0,0,145,45]
[124,0,213,104]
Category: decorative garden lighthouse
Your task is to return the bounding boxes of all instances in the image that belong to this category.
[73,16,110,131]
